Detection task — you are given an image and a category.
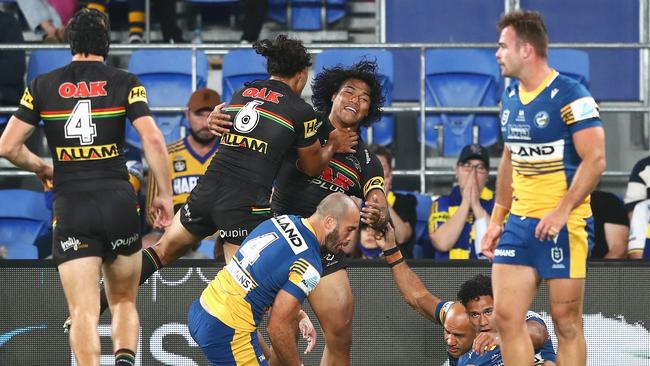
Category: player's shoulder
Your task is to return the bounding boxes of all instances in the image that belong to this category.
[551,74,593,102]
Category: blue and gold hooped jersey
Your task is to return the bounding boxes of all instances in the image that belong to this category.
[501,70,602,219]
[458,311,556,366]
[201,215,323,332]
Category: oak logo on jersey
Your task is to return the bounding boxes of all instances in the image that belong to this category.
[363,176,385,196]
[303,119,318,138]
[242,87,284,104]
[56,143,119,161]
[20,88,34,110]
[221,132,268,154]
[128,86,148,104]
[58,81,107,99]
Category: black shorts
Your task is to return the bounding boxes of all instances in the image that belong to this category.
[321,250,348,277]
[52,183,141,266]
[179,173,272,245]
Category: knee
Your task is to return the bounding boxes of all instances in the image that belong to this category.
[551,307,582,339]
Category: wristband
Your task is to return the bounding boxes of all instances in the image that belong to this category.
[389,256,404,267]
[489,203,510,226]
[383,247,403,266]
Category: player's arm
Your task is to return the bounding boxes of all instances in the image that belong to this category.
[296,128,358,176]
[375,224,440,322]
[482,147,512,259]
[0,116,52,181]
[363,189,390,231]
[603,222,629,259]
[267,289,303,366]
[133,116,173,228]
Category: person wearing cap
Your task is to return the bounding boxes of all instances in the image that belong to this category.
[143,87,221,248]
[427,144,494,259]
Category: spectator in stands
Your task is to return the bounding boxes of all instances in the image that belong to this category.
[0,11,25,107]
[624,155,650,219]
[428,144,494,259]
[143,88,221,254]
[240,0,268,43]
[86,0,183,43]
[16,0,72,42]
[590,190,629,259]
[362,144,416,257]
[628,199,650,259]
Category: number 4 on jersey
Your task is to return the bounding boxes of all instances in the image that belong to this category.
[65,100,97,145]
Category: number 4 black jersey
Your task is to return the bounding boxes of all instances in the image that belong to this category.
[206,79,319,188]
[13,61,151,192]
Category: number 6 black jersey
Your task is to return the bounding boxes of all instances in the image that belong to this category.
[13,61,151,192]
[206,79,319,188]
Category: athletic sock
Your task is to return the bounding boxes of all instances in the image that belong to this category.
[115,348,136,366]
[99,247,163,314]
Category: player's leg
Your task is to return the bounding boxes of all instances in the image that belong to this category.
[548,278,585,366]
[492,263,538,365]
[308,267,353,366]
[58,257,103,365]
[102,250,142,365]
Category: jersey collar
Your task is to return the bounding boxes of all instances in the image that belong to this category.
[518,69,559,105]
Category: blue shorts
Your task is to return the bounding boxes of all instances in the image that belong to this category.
[493,214,594,279]
[188,300,268,366]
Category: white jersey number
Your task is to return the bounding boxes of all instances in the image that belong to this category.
[64,100,97,145]
[233,100,263,133]
[239,232,278,268]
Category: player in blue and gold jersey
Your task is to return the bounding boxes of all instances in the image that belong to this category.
[188,193,360,366]
[0,9,173,365]
[482,10,605,366]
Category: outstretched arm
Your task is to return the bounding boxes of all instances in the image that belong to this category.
[268,290,303,366]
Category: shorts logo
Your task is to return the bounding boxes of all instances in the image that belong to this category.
[551,247,564,266]
[219,228,248,239]
[56,143,119,161]
[183,203,192,221]
[60,237,83,252]
[534,111,550,128]
[494,248,516,257]
[20,88,34,110]
[501,109,510,126]
[303,119,318,138]
[111,233,139,250]
[128,86,148,104]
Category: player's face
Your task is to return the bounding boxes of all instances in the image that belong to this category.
[466,295,495,333]
[443,314,476,358]
[187,109,216,144]
[496,26,524,78]
[456,158,489,191]
[377,155,392,192]
[330,79,371,129]
[324,209,360,253]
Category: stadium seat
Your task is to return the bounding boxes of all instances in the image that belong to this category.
[419,49,502,156]
[394,191,435,259]
[127,50,209,148]
[197,239,215,259]
[0,190,51,259]
[548,49,590,88]
[315,49,394,146]
[26,49,71,84]
[268,0,347,30]
[222,49,268,103]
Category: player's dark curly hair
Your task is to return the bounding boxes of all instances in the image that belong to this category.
[67,8,110,59]
[457,274,493,307]
[311,60,385,127]
[253,34,311,77]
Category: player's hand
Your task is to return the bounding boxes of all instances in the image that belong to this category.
[207,102,232,137]
[481,223,503,261]
[150,195,173,230]
[36,164,53,184]
[535,207,569,242]
[361,195,386,228]
[374,223,396,251]
[472,332,500,355]
[328,127,358,153]
[298,314,317,354]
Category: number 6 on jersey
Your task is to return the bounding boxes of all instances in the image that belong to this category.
[65,100,97,145]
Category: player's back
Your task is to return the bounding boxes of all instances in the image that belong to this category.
[207,79,318,189]
[15,61,151,192]
[500,71,601,219]
[200,214,323,332]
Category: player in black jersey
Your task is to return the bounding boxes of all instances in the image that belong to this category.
[209,60,389,366]
[0,9,173,366]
